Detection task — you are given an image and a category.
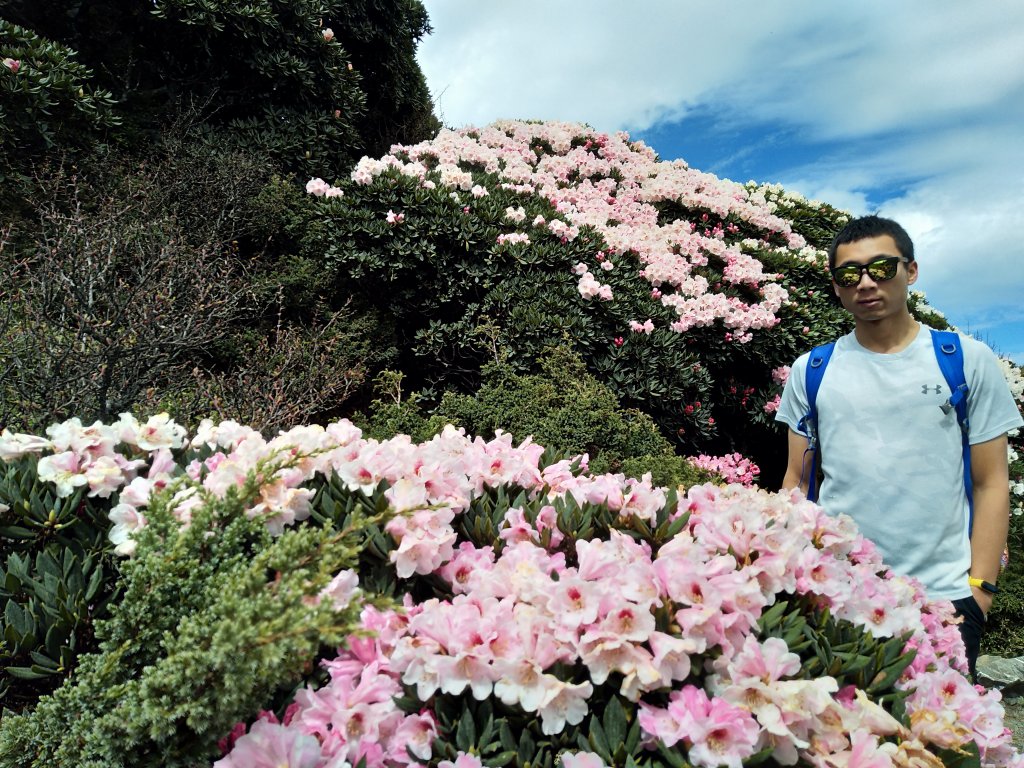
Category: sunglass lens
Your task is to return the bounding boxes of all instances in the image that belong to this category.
[866,258,897,281]
[834,267,860,287]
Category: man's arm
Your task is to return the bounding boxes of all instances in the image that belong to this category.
[969,434,1011,615]
[781,429,811,495]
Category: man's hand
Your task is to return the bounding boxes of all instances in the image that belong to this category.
[971,584,993,617]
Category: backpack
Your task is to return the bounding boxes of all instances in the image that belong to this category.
[796,328,975,535]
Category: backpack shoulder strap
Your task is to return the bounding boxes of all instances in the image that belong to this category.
[796,341,836,502]
[929,328,974,535]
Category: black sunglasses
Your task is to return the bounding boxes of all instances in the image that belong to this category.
[830,255,909,288]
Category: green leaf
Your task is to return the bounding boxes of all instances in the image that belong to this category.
[934,741,981,768]
[602,696,627,751]
[757,598,788,631]
[656,742,687,768]
[5,665,51,680]
[499,720,516,752]
[866,649,917,695]
[455,709,476,752]
[478,713,495,753]
[518,728,536,766]
[587,716,612,764]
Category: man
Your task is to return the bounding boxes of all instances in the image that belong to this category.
[776,215,1022,678]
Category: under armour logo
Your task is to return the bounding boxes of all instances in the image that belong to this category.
[921,384,943,395]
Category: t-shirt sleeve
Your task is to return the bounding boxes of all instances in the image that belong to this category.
[963,336,1024,444]
[775,353,811,436]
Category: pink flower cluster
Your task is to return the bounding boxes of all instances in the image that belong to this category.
[217,606,436,768]
[0,414,188,555]
[4,416,1020,767]
[576,270,613,301]
[496,232,530,246]
[629,319,655,334]
[306,177,344,198]
[687,453,761,486]
[218,470,1017,768]
[334,120,822,341]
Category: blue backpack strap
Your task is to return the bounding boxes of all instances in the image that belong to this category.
[930,329,973,535]
[796,341,836,502]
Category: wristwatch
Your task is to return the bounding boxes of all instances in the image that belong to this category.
[968,576,998,594]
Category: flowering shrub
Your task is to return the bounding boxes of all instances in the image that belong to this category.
[686,453,760,486]
[2,415,1020,768]
[297,119,856,462]
[999,358,1024,525]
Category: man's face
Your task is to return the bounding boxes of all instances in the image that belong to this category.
[832,234,918,324]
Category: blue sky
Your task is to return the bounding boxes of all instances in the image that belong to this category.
[416,1,1024,363]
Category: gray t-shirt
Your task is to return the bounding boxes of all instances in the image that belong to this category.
[776,326,1023,600]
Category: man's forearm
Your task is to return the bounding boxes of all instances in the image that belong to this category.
[969,484,1009,584]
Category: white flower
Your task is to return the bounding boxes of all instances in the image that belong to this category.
[37,452,89,497]
[0,429,53,460]
[305,177,330,196]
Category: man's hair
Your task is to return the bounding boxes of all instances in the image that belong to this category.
[827,215,915,268]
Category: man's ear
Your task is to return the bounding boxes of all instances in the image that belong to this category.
[906,259,919,286]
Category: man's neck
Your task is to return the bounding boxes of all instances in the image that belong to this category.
[853,314,920,353]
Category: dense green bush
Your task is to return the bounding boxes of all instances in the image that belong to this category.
[0,0,437,180]
[361,347,713,489]
[0,457,121,710]
[0,20,119,184]
[983,556,1024,657]
[0,149,262,430]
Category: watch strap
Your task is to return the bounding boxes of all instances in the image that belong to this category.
[968,576,998,594]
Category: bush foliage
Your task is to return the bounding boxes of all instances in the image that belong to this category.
[361,346,714,490]
[0,0,438,181]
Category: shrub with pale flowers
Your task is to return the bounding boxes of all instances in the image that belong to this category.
[2,415,1020,768]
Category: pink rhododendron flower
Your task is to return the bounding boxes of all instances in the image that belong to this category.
[639,685,759,768]
[214,718,323,768]
[108,503,147,556]
[306,177,330,196]
[84,455,126,498]
[385,210,405,225]
[2,58,19,73]
[322,27,334,41]
[560,752,608,768]
[439,753,484,768]
[134,412,187,451]
[688,453,760,486]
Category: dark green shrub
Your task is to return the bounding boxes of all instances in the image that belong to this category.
[360,347,713,489]
[0,156,254,430]
[300,165,720,450]
[0,20,118,184]
[983,555,1024,657]
[0,458,121,710]
[2,0,436,180]
[183,303,399,435]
